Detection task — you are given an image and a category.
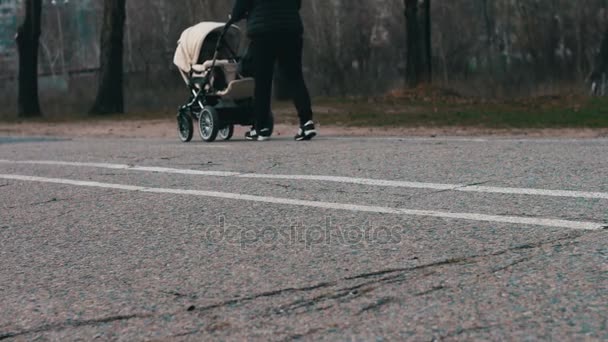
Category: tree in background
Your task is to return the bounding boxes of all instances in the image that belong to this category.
[590,26,608,95]
[404,0,423,87]
[480,0,494,72]
[422,0,432,83]
[8,0,608,117]
[16,0,43,117]
[90,0,126,115]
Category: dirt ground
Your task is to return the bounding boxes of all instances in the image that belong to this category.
[1,119,608,139]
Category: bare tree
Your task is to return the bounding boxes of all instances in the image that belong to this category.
[422,0,432,83]
[590,26,608,95]
[481,0,494,72]
[9,0,608,116]
[404,0,423,87]
[90,0,126,115]
[16,0,43,117]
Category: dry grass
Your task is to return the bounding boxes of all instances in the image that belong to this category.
[2,83,608,129]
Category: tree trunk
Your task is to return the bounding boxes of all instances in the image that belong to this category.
[481,0,494,72]
[16,0,43,118]
[404,0,423,87]
[590,26,608,86]
[576,7,585,82]
[544,15,561,80]
[422,0,432,83]
[90,0,126,115]
[596,27,608,75]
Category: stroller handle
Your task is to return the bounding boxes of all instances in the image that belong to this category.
[207,22,238,91]
[211,22,239,62]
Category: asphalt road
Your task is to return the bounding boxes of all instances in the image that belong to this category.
[1,135,607,341]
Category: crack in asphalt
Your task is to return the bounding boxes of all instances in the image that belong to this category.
[287,234,579,306]
[161,290,198,300]
[415,285,447,296]
[357,296,398,315]
[261,233,584,317]
[436,323,501,340]
[170,329,200,338]
[271,286,376,316]
[283,327,325,341]
[392,178,497,203]
[157,156,179,161]
[181,232,580,324]
[462,180,495,187]
[0,314,153,340]
[0,233,586,339]
[191,282,335,314]
[6,191,116,211]
[451,179,495,191]
[269,269,442,317]
[491,256,535,273]
[29,197,69,206]
[344,257,472,281]
[269,182,308,192]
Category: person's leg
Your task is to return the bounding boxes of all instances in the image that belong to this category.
[249,35,276,134]
[277,35,313,126]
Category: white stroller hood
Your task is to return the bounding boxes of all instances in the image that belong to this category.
[173,22,241,74]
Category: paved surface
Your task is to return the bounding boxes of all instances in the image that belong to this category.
[0,135,607,341]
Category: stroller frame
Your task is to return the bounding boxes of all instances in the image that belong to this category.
[174,22,272,142]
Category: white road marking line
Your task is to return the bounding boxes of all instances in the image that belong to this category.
[0,174,604,231]
[323,137,490,142]
[0,160,240,177]
[323,137,608,143]
[236,174,608,199]
[1,159,607,200]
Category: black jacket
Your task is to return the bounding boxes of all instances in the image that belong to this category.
[231,0,303,37]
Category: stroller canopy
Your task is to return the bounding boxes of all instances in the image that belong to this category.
[173,22,241,74]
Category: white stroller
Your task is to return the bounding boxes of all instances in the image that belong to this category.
[173,22,273,142]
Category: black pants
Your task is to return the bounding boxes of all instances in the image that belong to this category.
[248,33,313,129]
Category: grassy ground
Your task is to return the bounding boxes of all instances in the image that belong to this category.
[2,88,608,129]
[273,91,608,129]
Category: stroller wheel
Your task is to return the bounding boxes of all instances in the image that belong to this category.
[177,111,193,143]
[199,106,220,142]
[219,124,234,141]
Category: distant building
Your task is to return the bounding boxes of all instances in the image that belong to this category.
[1,0,98,79]
[0,0,19,72]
